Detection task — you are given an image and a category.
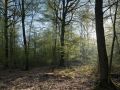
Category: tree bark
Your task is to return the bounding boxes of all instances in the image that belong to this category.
[59,0,66,67]
[95,0,109,86]
[109,0,118,73]
[21,0,29,70]
[4,0,9,68]
[51,10,58,66]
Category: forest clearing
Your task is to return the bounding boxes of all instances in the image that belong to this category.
[0,0,120,90]
[0,65,120,90]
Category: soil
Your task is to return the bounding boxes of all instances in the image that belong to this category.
[0,67,97,90]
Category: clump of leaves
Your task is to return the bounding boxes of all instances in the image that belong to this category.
[54,65,97,79]
[77,65,97,75]
[55,68,76,79]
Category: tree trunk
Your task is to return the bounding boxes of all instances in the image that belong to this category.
[59,0,66,67]
[59,18,65,66]
[109,0,118,73]
[95,0,109,86]
[33,31,37,60]
[10,28,13,66]
[4,0,9,68]
[21,0,29,70]
[51,11,58,66]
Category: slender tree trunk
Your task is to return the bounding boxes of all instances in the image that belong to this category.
[51,8,59,66]
[13,25,16,67]
[9,9,16,67]
[28,11,35,61]
[21,0,29,70]
[13,13,16,67]
[59,20,65,66]
[109,0,118,73]
[33,31,37,60]
[10,28,13,65]
[95,0,109,86]
[59,0,66,67]
[4,0,9,68]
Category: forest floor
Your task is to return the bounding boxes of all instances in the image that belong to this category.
[0,65,119,90]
